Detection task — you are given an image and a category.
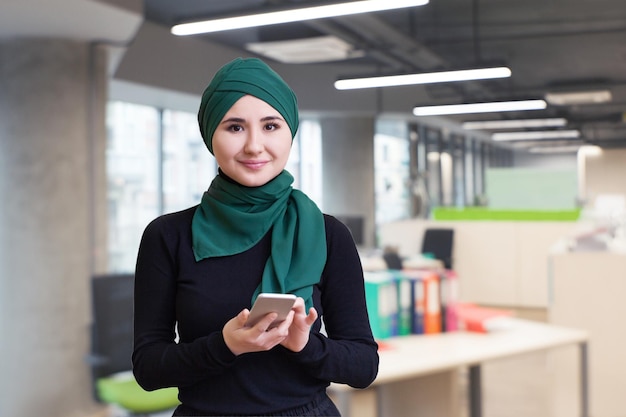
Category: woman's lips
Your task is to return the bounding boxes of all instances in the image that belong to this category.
[240,160,268,170]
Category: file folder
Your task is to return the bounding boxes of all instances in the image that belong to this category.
[394,272,413,336]
[364,271,399,339]
[410,273,425,335]
[422,271,442,334]
[441,269,460,332]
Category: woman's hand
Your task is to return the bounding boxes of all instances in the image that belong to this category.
[222,308,295,356]
[280,297,318,352]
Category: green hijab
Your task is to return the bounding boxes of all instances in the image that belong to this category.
[192,58,326,310]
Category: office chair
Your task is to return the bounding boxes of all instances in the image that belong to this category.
[89,274,179,416]
[382,248,404,270]
[421,228,454,269]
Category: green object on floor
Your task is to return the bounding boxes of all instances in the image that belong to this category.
[97,372,180,414]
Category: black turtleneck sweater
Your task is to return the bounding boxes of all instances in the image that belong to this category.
[132,206,379,415]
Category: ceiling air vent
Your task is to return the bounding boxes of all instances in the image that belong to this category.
[545,90,612,105]
[245,35,364,64]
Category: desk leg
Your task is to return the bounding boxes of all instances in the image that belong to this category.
[580,342,589,417]
[328,388,377,417]
[377,370,460,417]
[468,365,482,417]
[329,390,351,417]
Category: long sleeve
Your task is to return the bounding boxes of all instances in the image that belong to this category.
[281,215,379,388]
[132,208,238,391]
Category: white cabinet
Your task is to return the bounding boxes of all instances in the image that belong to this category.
[379,219,576,307]
[548,251,626,417]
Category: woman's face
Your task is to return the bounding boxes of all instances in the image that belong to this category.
[212,95,293,187]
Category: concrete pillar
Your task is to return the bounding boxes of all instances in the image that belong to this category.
[0,38,107,417]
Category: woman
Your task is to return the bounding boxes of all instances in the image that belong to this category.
[132,57,379,416]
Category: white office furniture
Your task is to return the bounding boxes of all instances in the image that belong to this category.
[379,219,578,307]
[329,318,588,417]
[549,250,626,417]
[359,252,444,272]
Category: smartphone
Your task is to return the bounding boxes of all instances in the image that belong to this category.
[245,293,297,329]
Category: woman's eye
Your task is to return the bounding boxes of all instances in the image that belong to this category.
[265,123,279,131]
[228,124,243,132]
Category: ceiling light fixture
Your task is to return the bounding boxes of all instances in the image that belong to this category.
[334,66,511,90]
[246,35,365,64]
[413,99,547,116]
[545,89,612,106]
[171,0,429,36]
[491,130,581,141]
[462,118,567,130]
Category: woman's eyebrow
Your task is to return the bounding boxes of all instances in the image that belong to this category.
[220,115,284,125]
[220,117,245,124]
[261,115,284,122]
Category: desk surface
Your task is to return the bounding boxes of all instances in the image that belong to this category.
[332,318,588,390]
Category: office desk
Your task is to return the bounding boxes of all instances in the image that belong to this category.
[359,254,444,272]
[329,318,589,417]
[401,254,444,270]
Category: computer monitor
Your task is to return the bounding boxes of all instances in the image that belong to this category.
[334,215,365,246]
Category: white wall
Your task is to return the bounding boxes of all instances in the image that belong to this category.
[583,148,626,204]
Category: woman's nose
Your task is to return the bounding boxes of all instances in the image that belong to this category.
[243,128,263,154]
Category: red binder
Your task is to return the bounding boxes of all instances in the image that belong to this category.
[455,303,513,333]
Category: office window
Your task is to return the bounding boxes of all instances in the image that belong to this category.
[293,120,323,208]
[374,120,410,225]
[425,128,442,208]
[451,135,466,207]
[162,109,216,214]
[465,137,475,205]
[106,101,160,272]
[286,126,302,189]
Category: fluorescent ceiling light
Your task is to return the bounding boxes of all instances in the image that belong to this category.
[171,0,429,36]
[413,99,547,116]
[462,118,567,130]
[545,89,612,105]
[492,130,581,141]
[334,67,511,90]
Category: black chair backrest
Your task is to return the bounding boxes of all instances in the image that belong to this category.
[90,273,135,379]
[421,228,454,269]
[383,252,404,270]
